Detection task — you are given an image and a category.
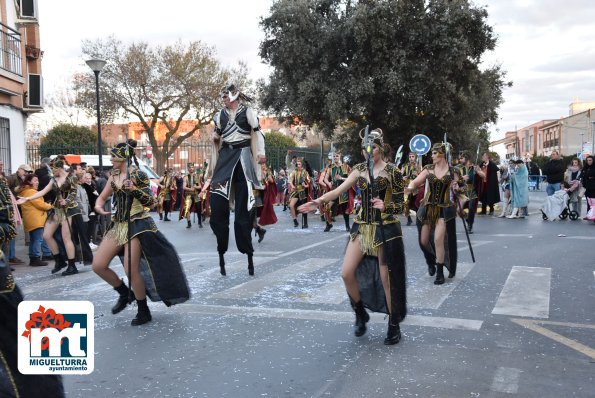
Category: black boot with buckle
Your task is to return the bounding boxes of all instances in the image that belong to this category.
[131,298,152,326]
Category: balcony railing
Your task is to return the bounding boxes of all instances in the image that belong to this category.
[0,22,22,76]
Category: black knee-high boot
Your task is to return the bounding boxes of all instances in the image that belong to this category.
[219,252,226,276]
[131,298,152,326]
[350,299,369,337]
[343,214,350,231]
[112,279,133,314]
[247,253,254,276]
[61,258,78,276]
[434,263,445,285]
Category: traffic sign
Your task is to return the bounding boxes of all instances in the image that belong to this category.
[409,134,431,155]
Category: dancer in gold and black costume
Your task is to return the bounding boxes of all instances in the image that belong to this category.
[401,153,421,226]
[299,129,406,345]
[92,140,189,326]
[288,159,311,228]
[322,151,354,232]
[157,168,176,221]
[456,151,478,233]
[179,163,202,229]
[17,156,81,276]
[405,142,461,285]
[1,173,66,397]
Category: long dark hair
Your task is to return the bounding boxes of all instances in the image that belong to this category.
[20,173,38,188]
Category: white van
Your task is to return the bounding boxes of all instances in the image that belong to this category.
[49,154,159,195]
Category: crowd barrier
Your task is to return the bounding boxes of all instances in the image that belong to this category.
[528,175,547,191]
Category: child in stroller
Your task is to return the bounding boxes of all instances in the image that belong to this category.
[541,182,580,221]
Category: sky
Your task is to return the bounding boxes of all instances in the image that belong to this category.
[33,0,595,141]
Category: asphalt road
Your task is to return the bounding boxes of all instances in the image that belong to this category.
[11,191,595,397]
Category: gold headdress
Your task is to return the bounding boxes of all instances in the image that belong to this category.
[49,155,68,170]
[431,142,453,156]
[358,128,384,149]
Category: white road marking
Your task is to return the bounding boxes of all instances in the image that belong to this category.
[408,262,475,309]
[210,258,337,299]
[277,235,347,258]
[490,367,522,394]
[300,277,346,304]
[154,303,483,331]
[492,266,551,318]
[457,240,492,252]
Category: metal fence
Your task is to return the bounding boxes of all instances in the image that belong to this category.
[25,144,332,174]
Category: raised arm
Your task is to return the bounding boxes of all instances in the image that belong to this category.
[316,168,359,204]
[404,168,429,195]
[16,179,53,204]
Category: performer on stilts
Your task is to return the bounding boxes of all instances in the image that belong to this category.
[91,140,189,326]
[405,142,462,285]
[179,163,202,229]
[322,151,354,232]
[208,84,266,277]
[401,153,421,226]
[299,128,407,345]
[157,168,176,221]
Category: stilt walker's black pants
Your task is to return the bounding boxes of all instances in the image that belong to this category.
[210,166,254,255]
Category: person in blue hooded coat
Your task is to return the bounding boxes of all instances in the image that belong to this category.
[508,159,529,218]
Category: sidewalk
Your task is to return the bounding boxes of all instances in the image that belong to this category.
[8,228,56,277]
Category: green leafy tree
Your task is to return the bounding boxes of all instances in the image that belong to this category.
[264,131,297,172]
[39,123,107,158]
[75,36,250,174]
[259,0,509,154]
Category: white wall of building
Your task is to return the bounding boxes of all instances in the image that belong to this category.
[0,106,27,174]
[489,141,507,161]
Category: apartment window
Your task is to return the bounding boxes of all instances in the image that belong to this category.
[28,74,43,107]
[0,23,23,76]
[0,118,11,173]
[18,0,38,19]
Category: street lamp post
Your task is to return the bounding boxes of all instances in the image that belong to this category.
[86,59,107,172]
